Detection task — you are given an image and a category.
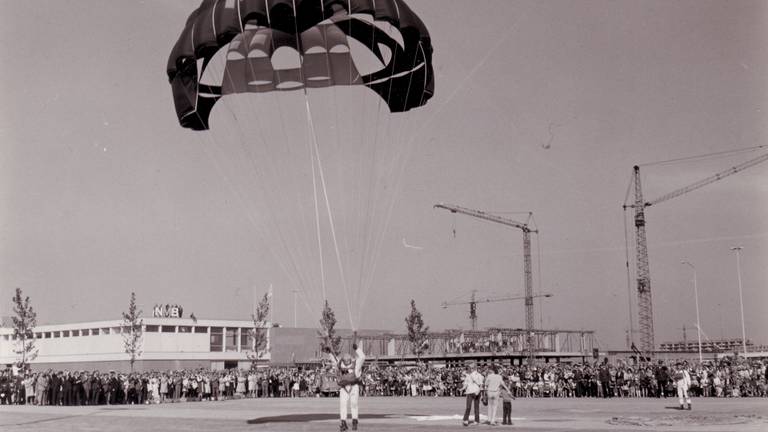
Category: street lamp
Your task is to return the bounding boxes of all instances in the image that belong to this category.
[292,289,298,328]
[681,261,703,363]
[730,246,747,357]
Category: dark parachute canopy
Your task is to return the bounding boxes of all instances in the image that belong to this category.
[167,0,434,130]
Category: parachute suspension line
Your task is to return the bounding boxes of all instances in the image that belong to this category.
[350,10,380,305]
[405,23,516,152]
[308,106,328,302]
[287,0,329,306]
[355,40,428,325]
[212,30,322,313]
[182,56,316,305]
[209,93,319,312]
[303,96,357,331]
[193,118,317,317]
[345,8,390,326]
[352,98,383,326]
[353,13,407,324]
[255,5,326,310]
[347,0,354,85]
[315,0,355,306]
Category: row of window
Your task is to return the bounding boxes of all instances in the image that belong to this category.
[4,326,258,352]
[32,327,125,339]
[144,325,208,334]
[2,325,253,341]
[3,326,261,354]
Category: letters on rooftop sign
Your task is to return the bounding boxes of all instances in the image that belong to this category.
[152,304,183,318]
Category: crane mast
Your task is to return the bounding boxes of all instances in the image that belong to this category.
[626,151,768,357]
[632,166,654,354]
[434,203,540,363]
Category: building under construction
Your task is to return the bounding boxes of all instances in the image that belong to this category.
[429,204,596,365]
[344,327,597,366]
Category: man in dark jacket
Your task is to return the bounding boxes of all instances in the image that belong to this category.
[74,372,85,405]
[62,372,73,406]
[49,372,61,406]
[106,372,118,405]
[0,371,10,405]
[655,362,669,398]
[573,367,584,397]
[82,372,91,405]
[598,365,612,398]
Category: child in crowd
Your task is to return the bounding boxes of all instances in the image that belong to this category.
[499,376,516,425]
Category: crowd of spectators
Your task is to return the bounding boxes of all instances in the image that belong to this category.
[0,357,765,406]
[361,357,767,399]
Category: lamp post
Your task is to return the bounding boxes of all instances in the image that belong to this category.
[292,289,298,328]
[681,261,703,363]
[730,246,747,357]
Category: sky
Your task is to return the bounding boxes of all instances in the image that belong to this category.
[1,0,766,350]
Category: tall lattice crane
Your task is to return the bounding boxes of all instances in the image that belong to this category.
[441,290,553,331]
[434,203,541,362]
[624,151,768,355]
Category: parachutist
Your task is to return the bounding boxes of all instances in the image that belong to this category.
[327,344,366,431]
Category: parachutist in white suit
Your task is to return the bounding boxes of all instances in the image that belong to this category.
[673,362,692,410]
[325,344,366,431]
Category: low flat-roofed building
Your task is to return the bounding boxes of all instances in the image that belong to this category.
[659,338,759,353]
[0,318,268,371]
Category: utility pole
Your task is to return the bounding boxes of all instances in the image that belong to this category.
[681,260,703,363]
[292,289,299,328]
[730,246,747,356]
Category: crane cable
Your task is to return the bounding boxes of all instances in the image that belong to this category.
[623,204,635,347]
[638,145,767,167]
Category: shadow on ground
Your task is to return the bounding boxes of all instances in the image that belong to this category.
[248,413,419,425]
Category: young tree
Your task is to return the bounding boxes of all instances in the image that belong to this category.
[405,299,430,360]
[122,292,143,371]
[11,287,38,368]
[247,292,271,365]
[318,300,342,356]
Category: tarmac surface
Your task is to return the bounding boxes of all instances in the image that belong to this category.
[1,396,766,432]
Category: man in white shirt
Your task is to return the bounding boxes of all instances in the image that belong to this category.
[461,362,484,426]
[484,365,510,425]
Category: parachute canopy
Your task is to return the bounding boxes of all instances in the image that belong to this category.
[168,0,434,130]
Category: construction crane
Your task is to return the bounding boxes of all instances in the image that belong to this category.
[624,151,768,356]
[434,203,541,363]
[441,290,553,331]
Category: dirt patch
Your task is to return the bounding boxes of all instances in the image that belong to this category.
[608,413,766,427]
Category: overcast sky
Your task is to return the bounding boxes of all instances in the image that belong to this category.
[1,0,766,350]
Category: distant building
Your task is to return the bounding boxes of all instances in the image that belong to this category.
[0,318,267,371]
[659,338,762,353]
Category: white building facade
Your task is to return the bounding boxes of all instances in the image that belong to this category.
[0,317,269,372]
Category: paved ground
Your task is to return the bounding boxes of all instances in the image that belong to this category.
[1,397,766,432]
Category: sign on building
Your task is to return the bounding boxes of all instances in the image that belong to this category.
[152,304,183,318]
